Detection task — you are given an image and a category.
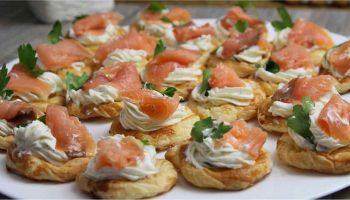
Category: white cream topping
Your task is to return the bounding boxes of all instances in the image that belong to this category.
[13,120,68,165]
[255,67,317,84]
[323,47,350,79]
[67,85,119,106]
[234,45,267,64]
[16,72,63,102]
[214,18,230,41]
[0,120,13,137]
[138,19,172,37]
[191,82,254,106]
[84,135,158,181]
[180,35,214,52]
[69,23,122,45]
[163,67,202,85]
[120,94,187,132]
[185,136,255,169]
[272,27,291,50]
[37,56,86,72]
[102,49,148,67]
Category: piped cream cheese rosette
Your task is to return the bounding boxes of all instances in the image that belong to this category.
[76,135,177,199]
[142,47,204,100]
[208,24,272,78]
[66,62,143,119]
[6,105,96,182]
[322,40,350,93]
[257,75,339,134]
[277,94,350,174]
[94,30,156,72]
[188,63,265,122]
[166,117,272,190]
[109,87,200,151]
[255,43,319,96]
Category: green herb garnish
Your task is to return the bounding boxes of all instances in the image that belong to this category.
[18,44,43,77]
[147,2,167,13]
[144,82,157,90]
[73,14,88,23]
[38,115,46,124]
[64,72,89,90]
[144,83,176,97]
[211,122,232,139]
[0,64,13,100]
[235,0,255,12]
[141,139,150,146]
[160,16,175,26]
[234,20,248,33]
[154,40,166,56]
[265,59,280,74]
[48,20,63,44]
[191,117,214,142]
[199,69,211,96]
[271,6,293,32]
[287,96,315,144]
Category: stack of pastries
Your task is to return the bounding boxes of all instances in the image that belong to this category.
[1,2,350,199]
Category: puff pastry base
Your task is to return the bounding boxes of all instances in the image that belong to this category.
[0,135,14,151]
[277,134,350,174]
[76,159,177,199]
[110,108,200,151]
[29,93,65,113]
[257,97,288,134]
[187,80,266,122]
[165,144,272,190]
[67,101,123,119]
[6,143,93,182]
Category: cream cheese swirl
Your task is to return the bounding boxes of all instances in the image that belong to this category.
[0,120,13,137]
[66,85,119,106]
[102,49,148,67]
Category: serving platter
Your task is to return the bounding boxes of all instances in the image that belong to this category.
[0,19,349,199]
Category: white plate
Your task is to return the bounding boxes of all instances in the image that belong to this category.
[0,19,349,199]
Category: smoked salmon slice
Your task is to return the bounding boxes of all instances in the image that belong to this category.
[317,94,350,144]
[37,39,91,71]
[46,105,95,158]
[220,7,262,31]
[140,7,192,24]
[95,136,144,171]
[328,40,350,75]
[122,89,180,121]
[95,30,156,63]
[272,75,337,104]
[82,62,142,91]
[288,18,334,50]
[144,49,200,86]
[271,44,313,71]
[6,64,51,98]
[173,23,215,43]
[221,28,261,59]
[73,12,123,36]
[0,100,31,120]
[209,64,245,88]
[218,119,267,159]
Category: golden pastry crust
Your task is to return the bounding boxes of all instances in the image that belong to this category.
[187,80,266,122]
[56,58,97,79]
[256,80,279,97]
[257,97,288,134]
[110,108,200,151]
[310,49,327,66]
[0,135,14,151]
[165,144,272,190]
[335,76,350,94]
[6,143,95,182]
[277,134,350,174]
[162,79,201,101]
[76,159,177,199]
[29,93,65,113]
[67,101,123,119]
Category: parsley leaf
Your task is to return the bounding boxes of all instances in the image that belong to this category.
[38,115,46,124]
[160,16,175,26]
[265,59,280,74]
[287,96,315,144]
[18,44,43,77]
[144,83,176,97]
[141,139,150,146]
[199,69,211,96]
[211,122,232,139]
[147,2,167,13]
[64,72,89,90]
[235,0,255,12]
[144,82,157,90]
[48,20,63,44]
[234,20,248,33]
[271,6,293,32]
[73,14,88,23]
[0,64,13,100]
[191,117,214,142]
[154,40,166,56]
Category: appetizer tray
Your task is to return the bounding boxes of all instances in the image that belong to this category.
[0,19,349,199]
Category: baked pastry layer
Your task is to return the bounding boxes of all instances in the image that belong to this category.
[165,144,272,190]
[6,143,93,182]
[0,135,14,151]
[277,134,350,174]
[67,101,123,119]
[29,94,65,113]
[76,159,177,199]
